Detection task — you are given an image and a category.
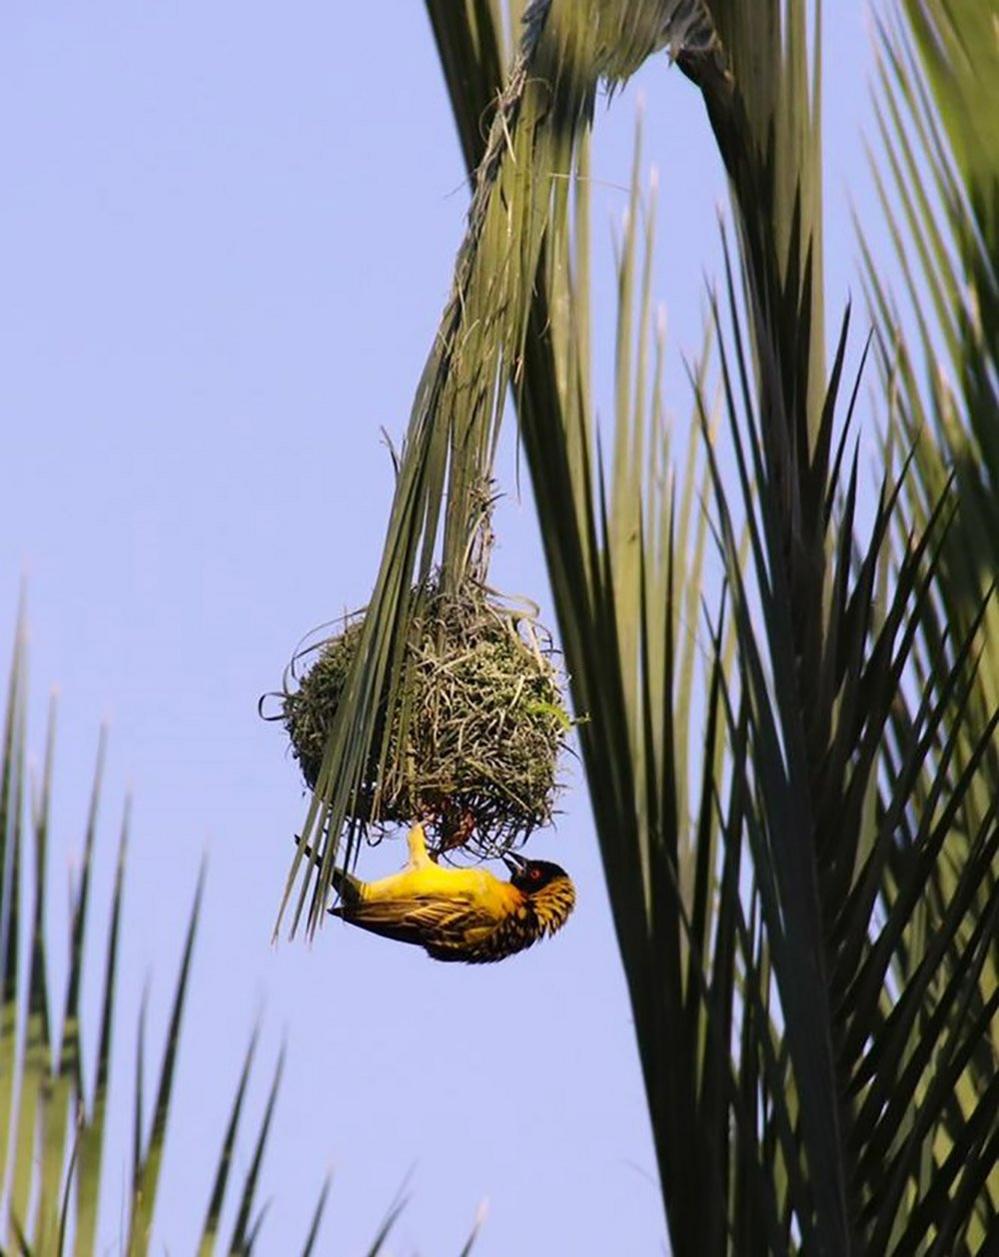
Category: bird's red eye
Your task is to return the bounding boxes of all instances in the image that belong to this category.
[529,866,542,881]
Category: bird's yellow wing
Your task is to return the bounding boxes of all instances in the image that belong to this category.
[333,892,498,953]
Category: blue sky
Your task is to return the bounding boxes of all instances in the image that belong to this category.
[0,4,891,1254]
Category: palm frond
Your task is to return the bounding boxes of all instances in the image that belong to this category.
[430,1,997,1252]
[863,0,999,831]
[198,1031,260,1256]
[858,3,999,1243]
[362,1187,407,1257]
[298,1175,331,1257]
[127,864,205,1252]
[74,799,128,1257]
[227,1047,284,1255]
[38,729,106,1250]
[0,613,27,1219]
[0,621,427,1256]
[7,695,56,1246]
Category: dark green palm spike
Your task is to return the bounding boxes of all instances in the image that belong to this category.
[75,802,129,1257]
[362,1193,407,1257]
[127,865,205,1253]
[298,1176,330,1257]
[0,620,27,1202]
[10,696,56,1246]
[241,1202,270,1255]
[227,1047,284,1254]
[67,730,107,1096]
[197,1029,260,1257]
[456,1211,482,1257]
[37,730,107,1251]
[130,986,148,1252]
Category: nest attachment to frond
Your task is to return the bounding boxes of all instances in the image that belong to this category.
[280,580,570,859]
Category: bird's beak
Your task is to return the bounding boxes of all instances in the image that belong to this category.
[503,852,527,875]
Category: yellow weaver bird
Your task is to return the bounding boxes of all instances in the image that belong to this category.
[327,822,575,963]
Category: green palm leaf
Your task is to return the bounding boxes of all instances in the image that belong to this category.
[859,8,999,1247]
[198,1031,260,1256]
[0,622,446,1255]
[428,2,996,1252]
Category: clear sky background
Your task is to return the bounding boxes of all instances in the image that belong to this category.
[1,5,894,1254]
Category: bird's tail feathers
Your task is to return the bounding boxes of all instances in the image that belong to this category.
[294,834,362,914]
[330,865,363,909]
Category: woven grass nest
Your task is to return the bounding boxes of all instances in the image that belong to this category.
[281,581,571,858]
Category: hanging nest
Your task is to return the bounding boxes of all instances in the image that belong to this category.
[279,580,571,858]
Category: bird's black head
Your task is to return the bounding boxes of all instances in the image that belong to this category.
[502,853,569,893]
